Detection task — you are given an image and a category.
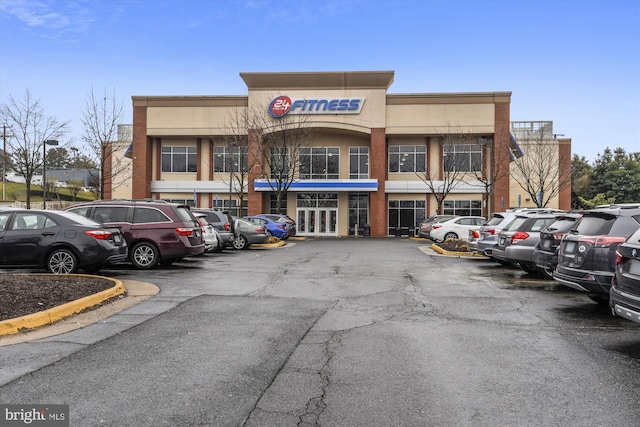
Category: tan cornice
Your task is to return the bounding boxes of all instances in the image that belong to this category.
[132,96,248,107]
[386,92,512,105]
[240,71,395,90]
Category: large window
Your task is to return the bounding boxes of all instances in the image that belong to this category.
[270,147,291,179]
[299,147,339,179]
[296,193,338,208]
[389,145,426,173]
[349,147,369,179]
[214,146,247,173]
[161,146,197,173]
[443,144,482,172]
[269,193,288,214]
[443,200,482,216]
[348,193,369,235]
[388,200,426,235]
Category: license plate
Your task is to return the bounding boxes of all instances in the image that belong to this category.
[499,238,505,245]
[114,235,122,244]
[630,259,640,275]
[564,241,576,253]
[542,239,552,249]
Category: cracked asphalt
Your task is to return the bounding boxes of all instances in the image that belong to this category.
[2,238,640,426]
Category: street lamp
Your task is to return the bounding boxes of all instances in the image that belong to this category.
[42,139,59,209]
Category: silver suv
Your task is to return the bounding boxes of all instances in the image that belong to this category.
[191,209,235,248]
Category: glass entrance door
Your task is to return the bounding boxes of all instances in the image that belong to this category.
[297,208,337,237]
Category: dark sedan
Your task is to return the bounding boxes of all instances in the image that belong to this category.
[0,209,128,274]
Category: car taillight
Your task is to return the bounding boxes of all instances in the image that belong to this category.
[486,228,497,235]
[224,222,230,231]
[175,227,195,237]
[471,230,480,239]
[433,224,442,230]
[85,230,113,240]
[277,224,285,229]
[578,235,626,248]
[256,227,266,233]
[511,231,529,244]
[552,232,565,243]
[615,250,625,266]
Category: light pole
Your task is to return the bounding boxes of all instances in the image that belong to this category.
[42,139,59,209]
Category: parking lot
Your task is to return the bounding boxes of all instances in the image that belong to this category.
[2,237,640,426]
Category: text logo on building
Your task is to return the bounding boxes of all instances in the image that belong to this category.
[268,96,365,117]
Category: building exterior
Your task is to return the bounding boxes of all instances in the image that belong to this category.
[119,71,571,238]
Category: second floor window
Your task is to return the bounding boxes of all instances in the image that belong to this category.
[443,144,482,172]
[214,146,247,173]
[299,147,339,179]
[349,147,369,179]
[162,146,197,173]
[389,145,426,173]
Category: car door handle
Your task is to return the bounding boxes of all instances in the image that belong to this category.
[41,232,56,236]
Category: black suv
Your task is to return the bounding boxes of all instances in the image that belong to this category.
[65,200,205,269]
[533,213,583,279]
[191,209,235,248]
[554,204,640,304]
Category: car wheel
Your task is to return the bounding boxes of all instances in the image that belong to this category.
[131,242,159,269]
[588,293,609,305]
[538,266,554,280]
[232,235,248,250]
[47,249,79,274]
[519,264,540,276]
[444,232,458,240]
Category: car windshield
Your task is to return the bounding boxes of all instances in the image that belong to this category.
[486,215,506,226]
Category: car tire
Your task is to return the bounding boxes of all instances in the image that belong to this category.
[538,266,554,280]
[519,264,540,276]
[232,235,249,250]
[131,242,160,269]
[444,232,458,240]
[47,248,79,274]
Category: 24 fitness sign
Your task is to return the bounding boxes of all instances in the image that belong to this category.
[268,96,365,118]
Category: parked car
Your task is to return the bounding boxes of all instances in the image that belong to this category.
[469,209,568,257]
[232,218,270,250]
[428,216,486,243]
[257,214,297,236]
[468,212,520,256]
[533,213,583,279]
[554,204,640,304]
[65,199,205,269]
[0,208,128,274]
[610,226,640,324]
[194,212,220,253]
[244,215,289,240]
[492,211,567,274]
[192,209,235,248]
[417,215,456,239]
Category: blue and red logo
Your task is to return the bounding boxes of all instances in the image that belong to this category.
[268,96,365,117]
[268,96,292,118]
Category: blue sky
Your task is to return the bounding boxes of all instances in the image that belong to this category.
[1,0,638,162]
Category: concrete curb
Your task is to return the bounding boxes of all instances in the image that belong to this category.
[251,240,287,249]
[0,274,125,337]
[429,243,487,258]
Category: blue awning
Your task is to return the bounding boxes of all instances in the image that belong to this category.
[509,133,525,160]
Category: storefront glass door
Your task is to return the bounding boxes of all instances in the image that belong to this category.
[297,208,337,237]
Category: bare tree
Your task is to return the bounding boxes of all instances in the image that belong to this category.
[0,89,69,208]
[216,108,251,215]
[465,136,515,216]
[416,126,476,214]
[509,123,571,208]
[247,106,317,213]
[80,87,131,199]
